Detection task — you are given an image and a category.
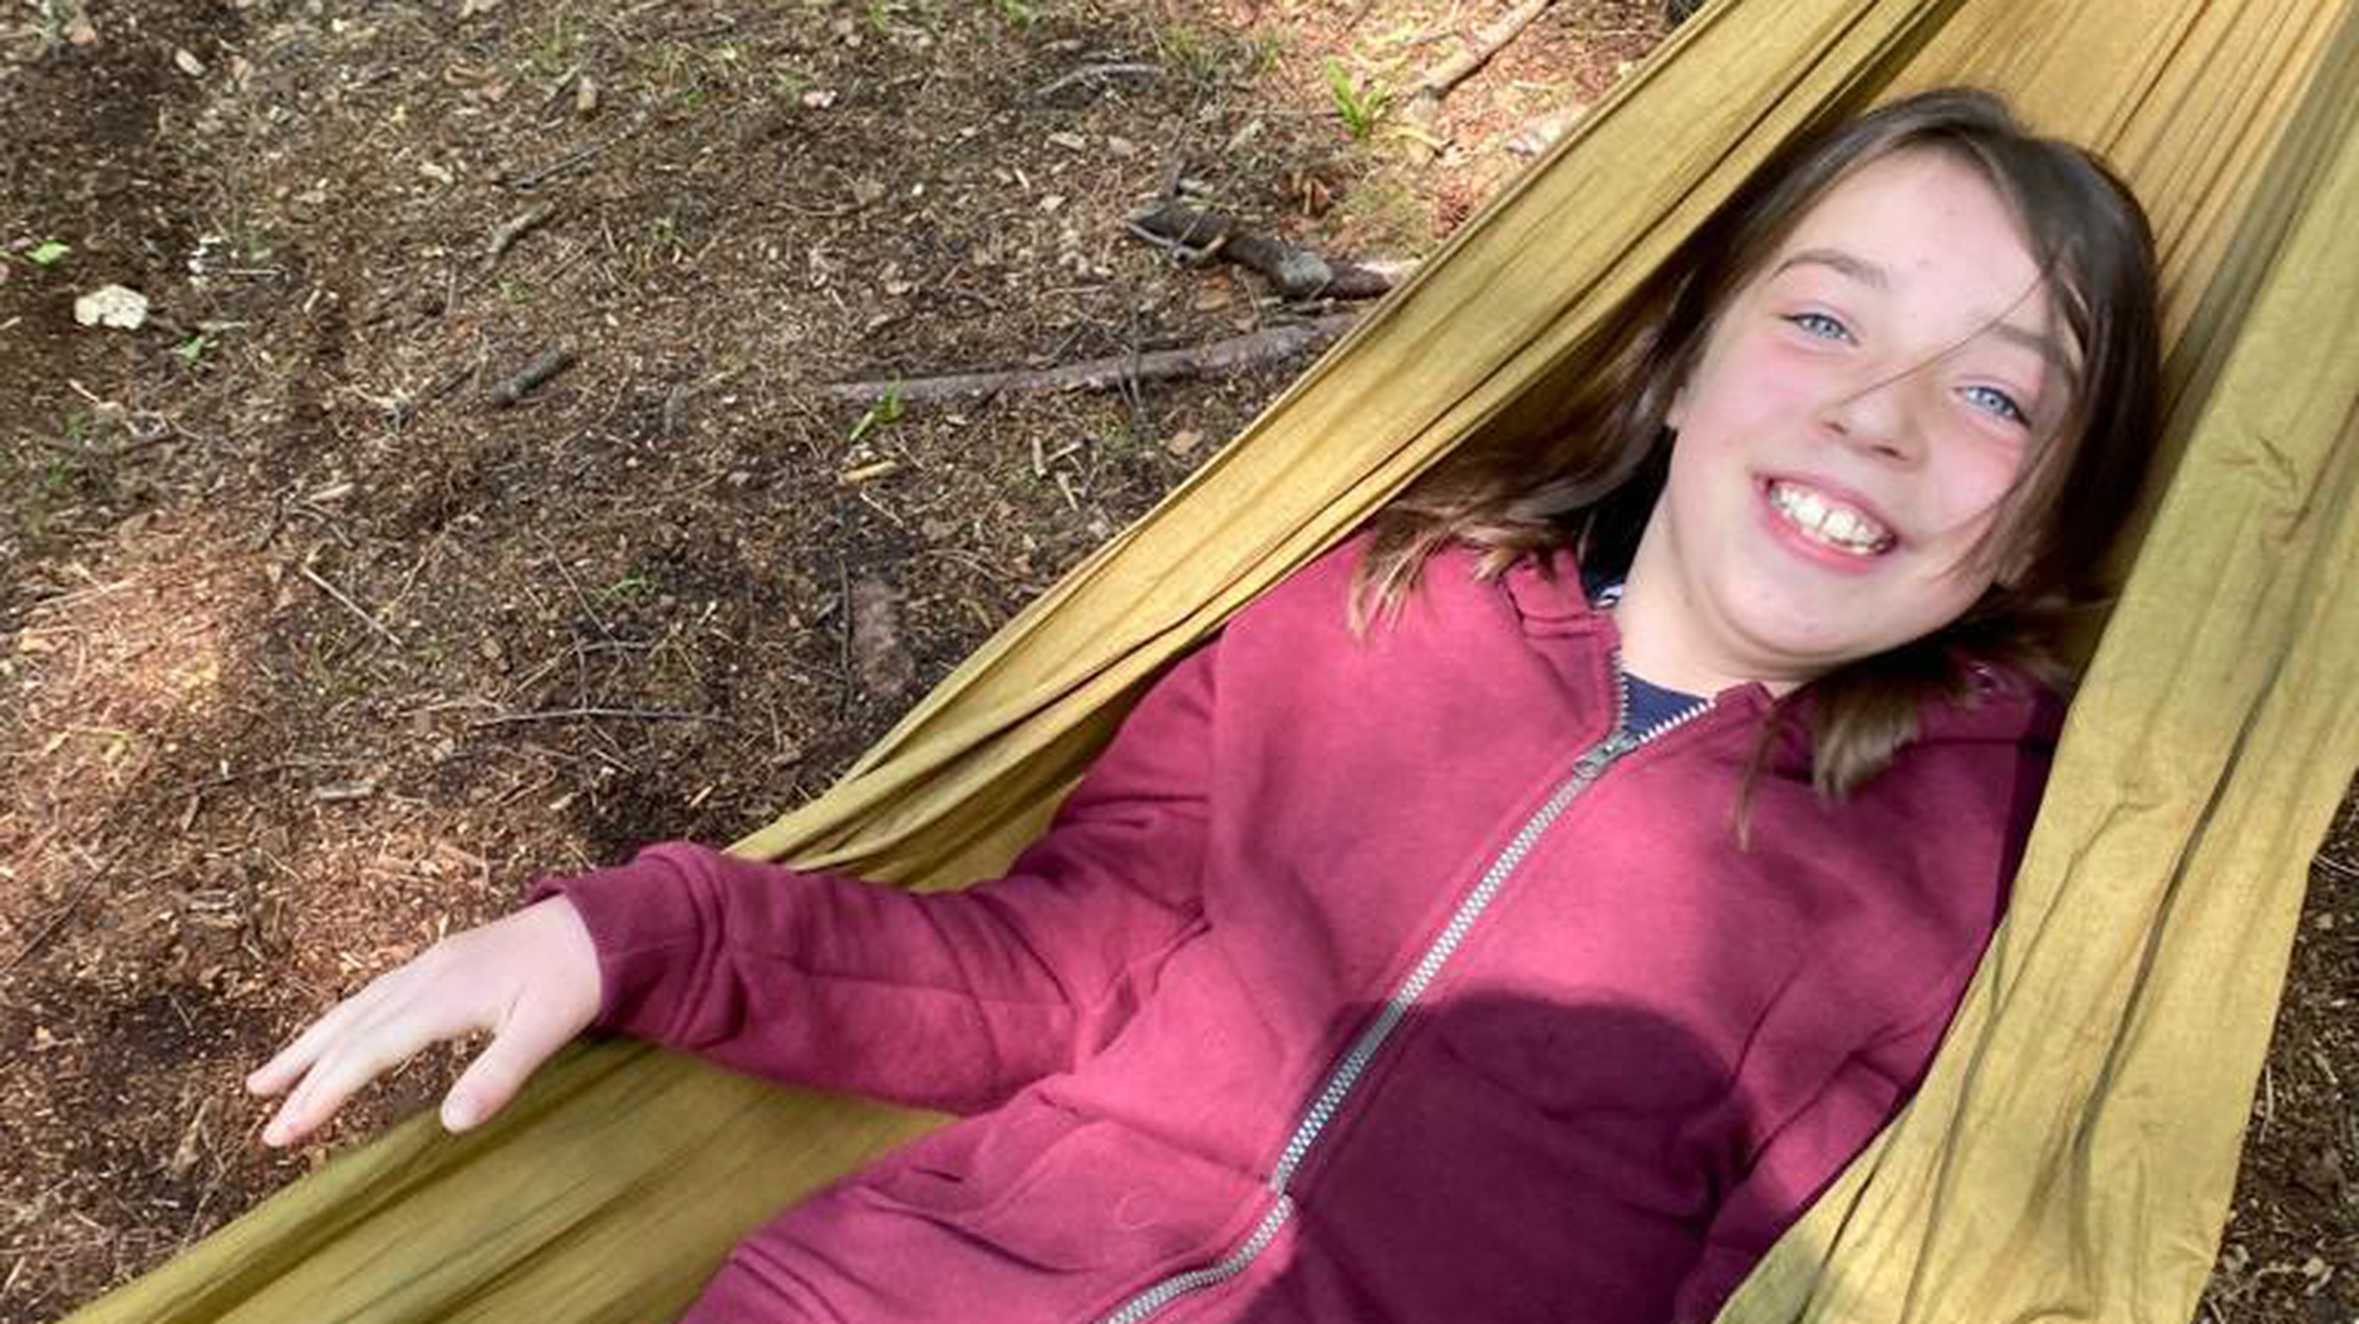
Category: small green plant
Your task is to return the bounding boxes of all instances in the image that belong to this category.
[598,573,655,602]
[845,386,905,446]
[173,333,214,365]
[497,278,531,305]
[773,66,809,102]
[528,12,578,78]
[1244,32,1285,79]
[1160,23,1224,83]
[865,0,894,35]
[992,0,1039,27]
[1324,58,1389,139]
[27,240,69,266]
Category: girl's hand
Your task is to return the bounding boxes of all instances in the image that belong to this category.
[244,896,601,1147]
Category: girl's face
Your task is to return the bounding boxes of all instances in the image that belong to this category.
[1634,146,2076,691]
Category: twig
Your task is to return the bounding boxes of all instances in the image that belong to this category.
[488,346,576,406]
[1033,62,1160,100]
[3,853,122,975]
[1124,295,1149,441]
[1399,0,1559,163]
[1414,0,1557,100]
[469,707,722,728]
[1128,203,1393,302]
[164,759,334,796]
[535,62,582,115]
[297,563,404,648]
[484,202,558,268]
[501,113,650,189]
[537,532,616,642]
[826,313,1360,404]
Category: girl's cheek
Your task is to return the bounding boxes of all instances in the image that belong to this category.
[1933,432,2024,533]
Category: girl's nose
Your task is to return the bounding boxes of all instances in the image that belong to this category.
[1819,367,1925,465]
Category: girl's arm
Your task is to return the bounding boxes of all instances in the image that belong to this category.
[535,640,1220,1114]
[249,637,1222,1143]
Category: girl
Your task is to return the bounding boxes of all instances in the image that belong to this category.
[246,88,2160,1323]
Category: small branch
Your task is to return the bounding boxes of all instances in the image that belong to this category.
[469,707,722,728]
[1416,0,1556,100]
[484,202,557,268]
[1399,0,1558,163]
[297,563,404,648]
[500,113,649,189]
[1033,62,1160,100]
[488,346,576,406]
[826,313,1360,405]
[1128,203,1393,302]
[2,851,124,976]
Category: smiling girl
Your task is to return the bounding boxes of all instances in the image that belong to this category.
[247,89,2160,1323]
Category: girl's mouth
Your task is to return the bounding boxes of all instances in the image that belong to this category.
[1764,479,1897,557]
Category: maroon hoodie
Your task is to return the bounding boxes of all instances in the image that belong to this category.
[533,535,2057,1323]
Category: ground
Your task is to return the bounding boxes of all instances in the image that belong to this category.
[0,2,2350,1321]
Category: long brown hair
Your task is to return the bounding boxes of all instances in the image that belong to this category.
[1349,88,2161,801]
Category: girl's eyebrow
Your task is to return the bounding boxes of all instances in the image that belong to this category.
[1775,245,2075,374]
[1773,246,1887,290]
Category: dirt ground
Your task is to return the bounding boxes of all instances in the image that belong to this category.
[0,2,2350,1321]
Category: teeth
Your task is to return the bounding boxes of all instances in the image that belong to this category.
[1769,482,1891,555]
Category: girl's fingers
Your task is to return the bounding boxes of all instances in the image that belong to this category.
[246,990,375,1096]
[440,1000,571,1132]
[262,991,464,1145]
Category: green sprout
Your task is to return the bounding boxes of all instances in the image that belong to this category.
[845,385,905,446]
[27,240,70,266]
[1324,58,1390,140]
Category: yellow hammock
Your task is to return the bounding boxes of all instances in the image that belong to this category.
[73,0,2359,1320]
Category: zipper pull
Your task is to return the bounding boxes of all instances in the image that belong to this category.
[1571,730,1636,780]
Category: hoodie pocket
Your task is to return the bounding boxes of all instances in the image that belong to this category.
[857,1093,1251,1276]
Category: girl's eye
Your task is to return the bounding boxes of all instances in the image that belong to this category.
[1960,384,2028,425]
[1784,311,1853,342]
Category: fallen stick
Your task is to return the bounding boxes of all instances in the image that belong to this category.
[470,706,722,728]
[501,112,649,189]
[484,202,557,267]
[1033,62,1160,100]
[298,562,404,648]
[826,312,1360,405]
[1399,0,1558,162]
[488,345,576,406]
[1128,203,1394,302]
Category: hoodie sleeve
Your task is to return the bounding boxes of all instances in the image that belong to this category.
[524,640,1219,1116]
[1667,982,1961,1323]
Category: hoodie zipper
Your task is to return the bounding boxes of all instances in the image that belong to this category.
[1095,653,1712,1324]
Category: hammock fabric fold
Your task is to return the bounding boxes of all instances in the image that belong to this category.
[72,0,2359,1320]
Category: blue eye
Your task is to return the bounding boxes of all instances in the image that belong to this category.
[1785,311,1852,341]
[1961,384,2028,425]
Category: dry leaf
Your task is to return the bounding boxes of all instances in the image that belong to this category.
[174,47,206,77]
[65,12,98,44]
[1164,429,1204,456]
[575,74,598,115]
